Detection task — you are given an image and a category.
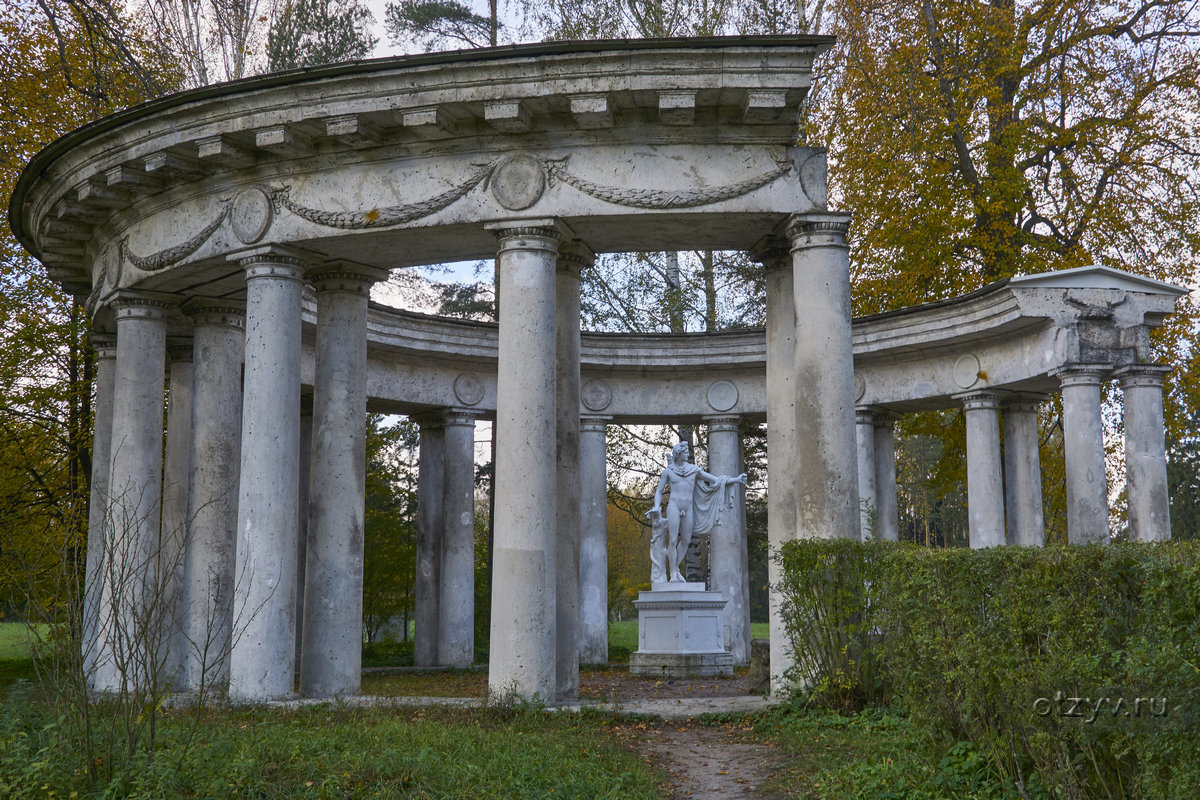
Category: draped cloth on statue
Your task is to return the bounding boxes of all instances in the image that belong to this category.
[688,469,738,535]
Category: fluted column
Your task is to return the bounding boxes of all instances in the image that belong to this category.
[752,236,796,695]
[578,416,610,666]
[485,220,565,701]
[96,293,170,693]
[301,263,386,698]
[788,213,859,540]
[855,407,877,540]
[1116,365,1171,541]
[1002,396,1045,546]
[555,243,588,699]
[83,335,116,686]
[872,413,900,542]
[228,248,307,702]
[179,300,244,693]
[414,415,445,667]
[1055,365,1111,544]
[958,391,1006,548]
[161,341,195,685]
[438,409,478,668]
[706,415,750,666]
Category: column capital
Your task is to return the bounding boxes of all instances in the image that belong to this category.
[442,408,480,427]
[557,241,596,277]
[90,333,117,359]
[167,339,194,363]
[1052,363,1111,387]
[229,244,312,280]
[182,297,246,330]
[110,291,176,320]
[871,409,902,428]
[703,414,741,432]
[580,415,611,433]
[955,389,1003,411]
[1003,393,1049,414]
[484,218,572,252]
[749,235,791,269]
[854,406,876,425]
[1113,363,1171,389]
[308,260,389,294]
[785,212,851,250]
[411,411,446,430]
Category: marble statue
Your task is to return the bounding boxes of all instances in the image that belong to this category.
[647,441,747,584]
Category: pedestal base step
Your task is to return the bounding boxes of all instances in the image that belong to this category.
[630,651,734,679]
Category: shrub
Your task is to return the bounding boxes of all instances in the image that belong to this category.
[775,539,1200,799]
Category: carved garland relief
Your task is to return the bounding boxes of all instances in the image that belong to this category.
[116,151,796,272]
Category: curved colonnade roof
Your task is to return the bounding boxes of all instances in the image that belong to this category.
[352,265,1186,423]
[11,36,833,322]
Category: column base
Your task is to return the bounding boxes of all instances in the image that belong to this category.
[630,589,733,679]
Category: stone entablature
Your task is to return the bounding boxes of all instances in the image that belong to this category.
[323,265,1185,421]
[10,37,832,305]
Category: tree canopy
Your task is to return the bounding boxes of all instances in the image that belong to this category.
[267,0,377,72]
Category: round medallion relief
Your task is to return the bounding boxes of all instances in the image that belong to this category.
[581,379,612,412]
[953,354,982,389]
[706,380,739,412]
[854,373,866,402]
[490,154,546,211]
[230,187,273,244]
[453,372,484,406]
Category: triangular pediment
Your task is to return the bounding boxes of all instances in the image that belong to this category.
[1009,265,1190,296]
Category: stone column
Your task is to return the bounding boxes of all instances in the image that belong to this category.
[872,413,900,542]
[438,409,478,668]
[752,236,796,695]
[787,214,859,540]
[578,416,610,666]
[295,404,312,672]
[1116,365,1172,541]
[706,415,750,666]
[485,220,564,701]
[179,300,244,693]
[228,248,307,702]
[83,335,116,686]
[97,293,170,693]
[855,407,877,540]
[301,263,385,698]
[958,391,1006,548]
[555,243,588,699]
[1002,396,1045,546]
[1055,365,1111,544]
[161,341,195,685]
[414,416,445,667]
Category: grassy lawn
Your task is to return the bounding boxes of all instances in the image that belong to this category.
[745,701,1012,800]
[0,698,664,799]
[0,621,40,660]
[0,622,37,687]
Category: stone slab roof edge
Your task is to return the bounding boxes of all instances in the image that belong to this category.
[7,35,835,255]
[1008,264,1190,296]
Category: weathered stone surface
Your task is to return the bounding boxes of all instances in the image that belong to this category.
[630,588,734,679]
[747,638,771,695]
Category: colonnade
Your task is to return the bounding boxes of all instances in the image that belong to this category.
[86,250,391,699]
[851,366,1172,547]
[83,225,1175,703]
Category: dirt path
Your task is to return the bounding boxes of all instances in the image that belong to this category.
[624,720,785,799]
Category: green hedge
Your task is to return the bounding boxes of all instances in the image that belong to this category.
[776,539,1200,799]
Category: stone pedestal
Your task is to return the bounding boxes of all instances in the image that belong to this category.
[630,585,733,678]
